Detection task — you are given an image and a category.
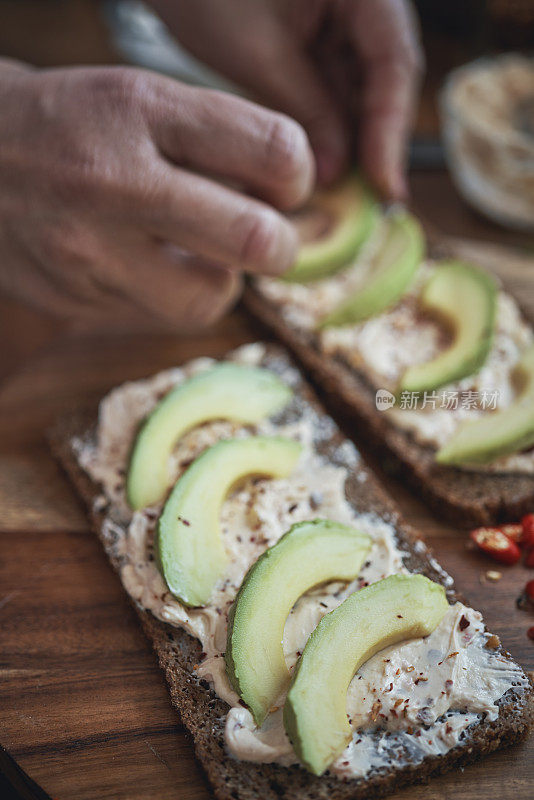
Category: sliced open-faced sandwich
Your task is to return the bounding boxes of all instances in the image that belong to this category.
[50,343,533,800]
[244,176,534,526]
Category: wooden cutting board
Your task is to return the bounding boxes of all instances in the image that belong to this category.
[1,236,534,800]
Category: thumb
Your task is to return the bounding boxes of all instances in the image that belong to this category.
[345,0,423,199]
[152,0,348,184]
[243,37,349,184]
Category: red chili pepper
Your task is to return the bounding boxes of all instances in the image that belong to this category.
[517,580,534,611]
[499,523,524,545]
[527,626,534,642]
[522,514,534,549]
[469,527,521,565]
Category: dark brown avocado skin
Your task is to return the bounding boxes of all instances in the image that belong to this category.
[49,343,534,800]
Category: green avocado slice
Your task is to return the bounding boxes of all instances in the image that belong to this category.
[283,175,379,283]
[127,363,292,510]
[157,436,302,607]
[399,261,497,393]
[436,343,534,465]
[283,574,448,776]
[225,519,371,726]
[319,212,424,328]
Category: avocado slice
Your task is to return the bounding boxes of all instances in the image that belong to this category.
[127,364,292,510]
[399,261,497,393]
[319,212,424,328]
[225,520,371,726]
[157,436,302,607]
[283,574,448,776]
[436,343,534,465]
[283,175,378,283]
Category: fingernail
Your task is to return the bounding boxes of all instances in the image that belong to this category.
[267,217,299,276]
[374,163,409,202]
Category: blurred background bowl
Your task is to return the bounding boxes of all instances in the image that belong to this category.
[441,54,534,231]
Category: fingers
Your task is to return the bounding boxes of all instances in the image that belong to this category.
[148,0,348,184]
[226,39,350,185]
[141,166,299,276]
[116,243,243,331]
[357,57,418,200]
[346,0,423,199]
[148,84,314,210]
[1,237,157,328]
[5,225,241,332]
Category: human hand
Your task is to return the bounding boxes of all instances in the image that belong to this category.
[151,0,422,198]
[0,61,313,329]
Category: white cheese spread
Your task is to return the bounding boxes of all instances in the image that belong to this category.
[257,255,534,474]
[73,343,528,780]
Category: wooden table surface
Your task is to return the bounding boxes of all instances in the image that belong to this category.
[1,171,534,800]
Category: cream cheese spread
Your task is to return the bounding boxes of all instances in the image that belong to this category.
[73,343,528,780]
[257,254,534,474]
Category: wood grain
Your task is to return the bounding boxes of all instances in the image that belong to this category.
[1,2,533,795]
[1,182,534,799]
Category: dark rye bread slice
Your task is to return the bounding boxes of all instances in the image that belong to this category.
[243,250,534,527]
[49,345,534,800]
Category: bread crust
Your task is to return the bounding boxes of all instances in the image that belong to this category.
[49,345,534,800]
[243,288,534,527]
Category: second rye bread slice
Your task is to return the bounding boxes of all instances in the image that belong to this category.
[244,241,534,527]
[49,343,534,800]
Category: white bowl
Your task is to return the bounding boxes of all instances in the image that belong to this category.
[440,54,534,231]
